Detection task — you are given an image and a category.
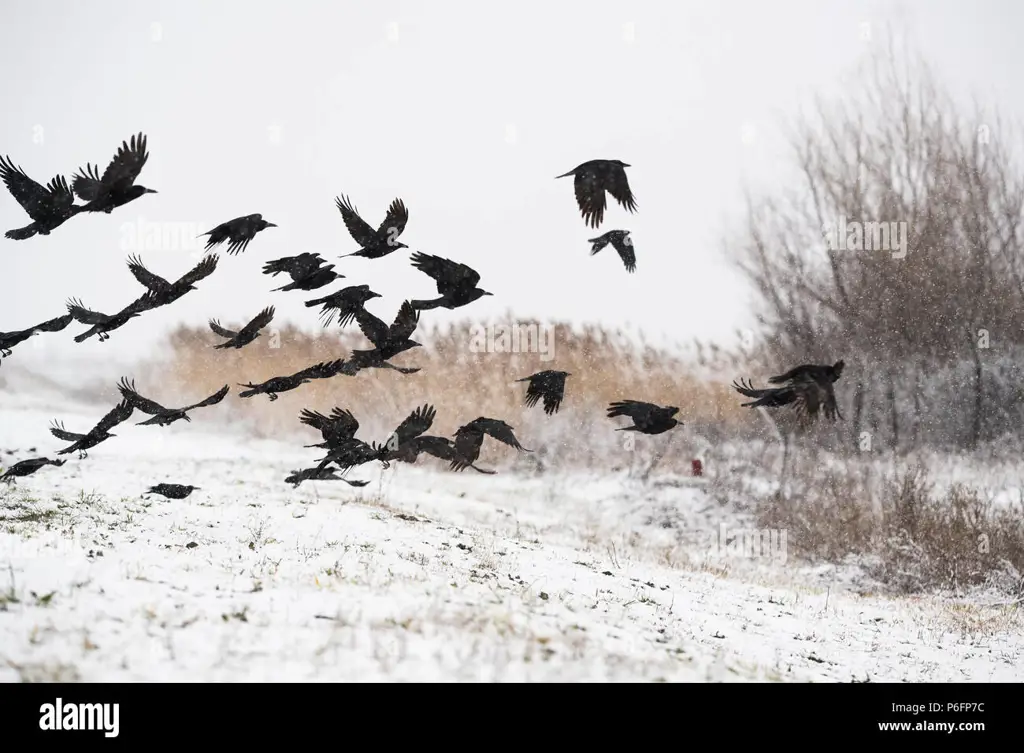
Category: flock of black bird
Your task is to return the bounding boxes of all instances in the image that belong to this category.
[1,136,846,496]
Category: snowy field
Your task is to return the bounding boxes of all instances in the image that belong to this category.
[1,384,1022,682]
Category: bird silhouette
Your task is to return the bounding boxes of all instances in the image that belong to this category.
[556,159,637,229]
[117,378,230,426]
[0,457,65,484]
[606,400,682,434]
[209,306,275,349]
[71,133,157,213]
[0,313,73,364]
[409,253,493,310]
[284,467,371,487]
[733,360,845,422]
[517,370,570,415]
[588,230,636,273]
[0,156,81,239]
[67,292,159,343]
[335,194,409,259]
[126,254,219,308]
[345,301,422,375]
[50,400,134,458]
[263,253,342,292]
[201,214,276,255]
[238,359,347,401]
[304,284,382,327]
[146,484,200,500]
[450,417,532,473]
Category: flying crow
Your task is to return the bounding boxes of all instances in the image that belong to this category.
[450,417,531,473]
[209,306,275,349]
[0,156,81,239]
[238,359,347,401]
[285,467,371,487]
[335,194,409,259]
[50,400,134,458]
[67,292,159,342]
[732,360,845,422]
[0,313,73,364]
[555,159,637,229]
[607,400,682,434]
[409,253,493,311]
[517,370,570,415]
[117,378,230,426]
[71,133,157,213]
[304,284,381,328]
[588,230,636,273]
[126,253,219,307]
[263,252,342,292]
[201,214,276,255]
[345,301,422,375]
[0,457,65,484]
[146,484,200,500]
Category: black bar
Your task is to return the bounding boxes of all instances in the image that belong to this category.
[0,682,1002,744]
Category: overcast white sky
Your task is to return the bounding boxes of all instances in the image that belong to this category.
[2,0,1021,374]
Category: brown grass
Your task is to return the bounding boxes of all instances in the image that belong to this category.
[757,461,1024,596]
[141,315,756,475]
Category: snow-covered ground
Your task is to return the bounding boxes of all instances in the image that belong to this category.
[1,385,1022,682]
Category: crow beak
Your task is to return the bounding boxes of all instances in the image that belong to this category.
[622,163,631,168]
[267,222,278,228]
[145,188,158,194]
[484,291,494,296]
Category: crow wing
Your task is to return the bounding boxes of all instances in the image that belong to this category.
[389,301,420,341]
[354,307,389,349]
[70,163,103,202]
[376,198,409,239]
[293,359,346,380]
[180,384,230,412]
[126,254,171,292]
[49,420,84,442]
[386,404,436,447]
[237,306,275,339]
[91,400,135,434]
[605,164,637,213]
[208,320,239,339]
[31,313,73,333]
[66,298,110,325]
[174,254,219,287]
[607,400,661,423]
[470,417,530,451]
[117,377,169,416]
[610,233,636,273]
[411,253,480,293]
[99,133,149,190]
[334,194,377,247]
[0,156,69,221]
[574,169,607,229]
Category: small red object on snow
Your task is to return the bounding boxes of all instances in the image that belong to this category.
[692,459,703,477]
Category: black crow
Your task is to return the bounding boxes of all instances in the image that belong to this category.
[0,457,65,484]
[0,156,81,239]
[607,400,682,434]
[450,417,532,472]
[238,359,347,401]
[733,360,844,422]
[304,284,382,327]
[378,434,496,474]
[71,133,157,213]
[146,484,199,500]
[409,253,493,311]
[588,230,636,273]
[375,404,437,458]
[209,306,275,349]
[335,194,409,259]
[299,406,361,449]
[285,467,371,487]
[263,253,342,292]
[345,301,422,374]
[51,400,134,458]
[0,313,73,363]
[555,159,637,229]
[517,370,570,415]
[201,214,276,255]
[126,253,219,307]
[67,292,159,342]
[117,378,230,426]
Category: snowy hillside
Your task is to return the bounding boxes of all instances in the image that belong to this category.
[1,388,1021,682]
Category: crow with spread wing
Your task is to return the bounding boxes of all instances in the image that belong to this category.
[409,253,493,311]
[449,417,532,473]
[71,133,157,213]
[238,359,347,401]
[304,284,382,328]
[0,313,73,364]
[0,155,81,239]
[517,370,570,415]
[0,457,65,484]
[732,360,845,422]
[588,230,636,273]
[606,400,682,434]
[67,292,159,342]
[126,254,219,308]
[263,252,342,292]
[50,400,134,458]
[344,301,422,376]
[201,214,276,255]
[209,306,275,349]
[335,194,409,259]
[117,378,229,426]
[555,159,637,229]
